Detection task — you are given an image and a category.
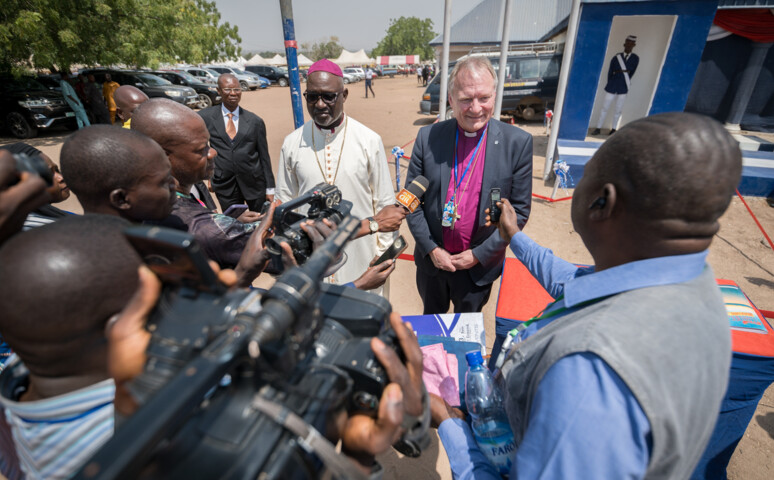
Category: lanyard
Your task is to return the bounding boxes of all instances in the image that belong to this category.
[452,127,486,199]
[175,191,207,209]
[492,293,610,373]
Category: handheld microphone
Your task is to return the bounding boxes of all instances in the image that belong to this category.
[396,175,429,213]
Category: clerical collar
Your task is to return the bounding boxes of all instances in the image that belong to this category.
[314,115,346,135]
[458,124,486,138]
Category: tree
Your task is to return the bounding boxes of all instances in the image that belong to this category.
[372,17,436,61]
[301,36,343,62]
[0,0,241,73]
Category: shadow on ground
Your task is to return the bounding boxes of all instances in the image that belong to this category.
[756,411,774,440]
[413,117,436,126]
[746,276,774,290]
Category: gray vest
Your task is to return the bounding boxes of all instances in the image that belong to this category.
[500,267,730,479]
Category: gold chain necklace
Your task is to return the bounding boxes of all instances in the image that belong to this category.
[311,116,348,185]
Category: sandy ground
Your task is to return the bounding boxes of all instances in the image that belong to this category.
[2,76,773,478]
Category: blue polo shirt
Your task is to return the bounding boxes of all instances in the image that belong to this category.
[437,232,709,479]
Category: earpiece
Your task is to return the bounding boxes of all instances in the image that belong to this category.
[589,197,606,210]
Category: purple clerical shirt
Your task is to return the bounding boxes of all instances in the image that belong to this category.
[442,124,488,254]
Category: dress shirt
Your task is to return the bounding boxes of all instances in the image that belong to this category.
[221,103,239,133]
[438,232,709,479]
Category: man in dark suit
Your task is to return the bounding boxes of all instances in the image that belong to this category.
[198,74,275,212]
[406,55,533,314]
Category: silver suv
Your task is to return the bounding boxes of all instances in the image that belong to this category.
[184,67,220,85]
[204,66,260,91]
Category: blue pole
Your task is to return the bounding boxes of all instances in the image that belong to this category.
[280,0,304,129]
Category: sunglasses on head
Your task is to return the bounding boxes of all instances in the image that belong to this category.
[303,91,339,104]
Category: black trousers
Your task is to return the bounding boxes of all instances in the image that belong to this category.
[214,186,266,213]
[416,266,493,314]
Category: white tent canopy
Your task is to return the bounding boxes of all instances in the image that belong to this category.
[267,54,286,66]
[333,49,372,66]
[245,54,268,66]
[296,53,314,67]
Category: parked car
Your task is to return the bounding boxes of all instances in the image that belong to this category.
[343,67,365,81]
[204,66,260,91]
[244,65,290,87]
[420,43,562,121]
[0,76,76,138]
[81,69,200,108]
[152,70,221,108]
[34,74,63,92]
[342,72,359,84]
[184,67,220,85]
[232,69,270,89]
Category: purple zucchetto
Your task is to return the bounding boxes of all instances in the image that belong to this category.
[308,59,343,77]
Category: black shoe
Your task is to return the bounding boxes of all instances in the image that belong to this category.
[609,129,616,135]
[591,128,601,135]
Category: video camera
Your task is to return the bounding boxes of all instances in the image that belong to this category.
[74,215,427,480]
[265,183,352,265]
[11,152,53,186]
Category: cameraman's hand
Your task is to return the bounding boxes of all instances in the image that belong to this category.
[341,313,424,468]
[0,150,49,244]
[236,210,263,224]
[107,266,158,417]
[277,218,336,270]
[234,201,277,288]
[352,258,395,290]
[485,198,520,242]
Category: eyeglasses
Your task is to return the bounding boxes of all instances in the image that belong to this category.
[304,91,339,105]
[220,88,241,94]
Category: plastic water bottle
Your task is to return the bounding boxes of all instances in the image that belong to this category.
[464,350,515,477]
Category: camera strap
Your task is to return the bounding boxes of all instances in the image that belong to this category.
[249,395,370,480]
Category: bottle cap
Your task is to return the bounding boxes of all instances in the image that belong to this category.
[465,350,484,366]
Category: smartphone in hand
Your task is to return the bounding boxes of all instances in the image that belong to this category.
[223,204,249,219]
[374,236,408,265]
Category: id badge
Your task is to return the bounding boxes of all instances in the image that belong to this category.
[441,200,454,227]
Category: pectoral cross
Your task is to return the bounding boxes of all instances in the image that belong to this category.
[450,205,461,229]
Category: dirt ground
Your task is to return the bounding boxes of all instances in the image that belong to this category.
[2,76,773,478]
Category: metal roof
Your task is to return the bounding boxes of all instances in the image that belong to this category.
[717,0,774,7]
[430,0,572,46]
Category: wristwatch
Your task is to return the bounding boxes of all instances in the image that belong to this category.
[367,217,379,234]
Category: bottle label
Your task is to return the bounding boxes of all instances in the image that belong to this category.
[473,423,515,476]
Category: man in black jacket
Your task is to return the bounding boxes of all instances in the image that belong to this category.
[198,74,275,212]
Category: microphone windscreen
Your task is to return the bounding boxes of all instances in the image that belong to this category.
[406,175,429,197]
[396,176,429,213]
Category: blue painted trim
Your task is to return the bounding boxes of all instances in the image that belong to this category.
[559,0,720,140]
[557,142,774,196]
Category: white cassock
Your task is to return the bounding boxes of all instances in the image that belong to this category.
[277,115,397,296]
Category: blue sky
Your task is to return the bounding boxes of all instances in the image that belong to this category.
[213,0,479,53]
